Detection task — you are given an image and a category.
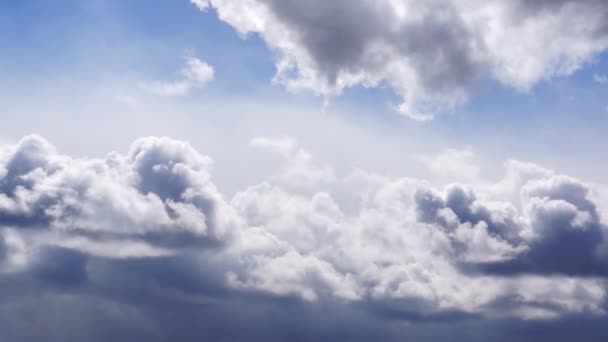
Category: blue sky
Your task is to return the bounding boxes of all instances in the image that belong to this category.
[1,1,608,341]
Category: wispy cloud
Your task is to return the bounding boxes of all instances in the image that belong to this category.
[190,0,210,11]
[138,57,214,96]
[594,73,608,84]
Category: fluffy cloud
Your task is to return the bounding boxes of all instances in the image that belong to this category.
[192,0,608,120]
[473,175,608,276]
[1,135,608,340]
[138,57,214,96]
[0,135,237,258]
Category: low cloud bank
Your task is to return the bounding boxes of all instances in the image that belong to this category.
[1,135,607,340]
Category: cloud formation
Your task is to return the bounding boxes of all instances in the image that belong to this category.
[138,57,214,96]
[192,0,608,120]
[594,73,608,84]
[1,135,608,340]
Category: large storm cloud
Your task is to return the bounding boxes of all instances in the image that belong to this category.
[191,0,608,120]
[1,135,608,340]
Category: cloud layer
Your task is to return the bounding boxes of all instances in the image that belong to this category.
[192,0,608,119]
[1,135,608,340]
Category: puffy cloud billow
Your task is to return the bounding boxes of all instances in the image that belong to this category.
[1,135,608,341]
[192,0,608,120]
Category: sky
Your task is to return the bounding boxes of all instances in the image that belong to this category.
[1,0,608,341]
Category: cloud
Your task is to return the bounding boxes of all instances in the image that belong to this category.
[190,0,210,11]
[594,73,608,84]
[1,135,608,340]
[0,135,237,254]
[181,57,215,84]
[414,184,526,246]
[250,136,334,190]
[471,175,608,276]
[138,57,214,96]
[420,148,480,183]
[192,0,608,120]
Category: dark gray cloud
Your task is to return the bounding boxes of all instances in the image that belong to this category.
[1,261,608,342]
[470,176,608,276]
[2,247,607,342]
[415,175,608,277]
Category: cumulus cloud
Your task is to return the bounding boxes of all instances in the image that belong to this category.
[192,0,608,120]
[414,184,527,246]
[472,175,608,276]
[0,135,236,256]
[138,57,214,96]
[1,135,608,340]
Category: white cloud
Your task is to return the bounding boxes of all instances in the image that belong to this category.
[594,73,608,84]
[0,134,607,321]
[190,0,210,11]
[137,80,192,96]
[420,148,480,183]
[138,57,214,96]
[182,57,215,84]
[250,136,334,190]
[192,0,608,120]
